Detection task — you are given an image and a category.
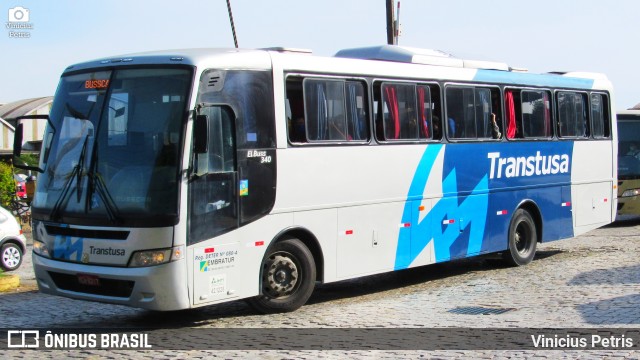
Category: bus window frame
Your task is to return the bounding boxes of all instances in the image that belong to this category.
[555,90,590,140]
[589,92,612,140]
[443,83,503,143]
[504,86,555,142]
[285,73,371,147]
[372,79,442,145]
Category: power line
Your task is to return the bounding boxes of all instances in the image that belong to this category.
[226,0,239,48]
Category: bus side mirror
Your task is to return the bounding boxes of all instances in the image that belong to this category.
[13,114,49,173]
[13,123,23,157]
[194,115,208,154]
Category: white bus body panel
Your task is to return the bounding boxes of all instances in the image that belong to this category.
[571,141,615,235]
[189,213,294,306]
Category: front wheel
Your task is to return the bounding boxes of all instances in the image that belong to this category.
[1,243,23,271]
[502,209,537,266]
[248,238,316,313]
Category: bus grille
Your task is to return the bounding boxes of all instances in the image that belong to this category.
[48,272,134,298]
[44,225,129,240]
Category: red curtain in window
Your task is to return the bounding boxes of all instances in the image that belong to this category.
[417,87,429,138]
[505,90,516,139]
[384,86,400,139]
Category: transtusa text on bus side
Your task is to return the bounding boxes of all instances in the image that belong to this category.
[487,151,570,179]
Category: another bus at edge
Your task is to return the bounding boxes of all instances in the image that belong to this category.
[617,109,640,216]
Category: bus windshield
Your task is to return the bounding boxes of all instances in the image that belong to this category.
[618,114,640,180]
[33,67,192,227]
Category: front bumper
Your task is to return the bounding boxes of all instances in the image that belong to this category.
[32,253,189,311]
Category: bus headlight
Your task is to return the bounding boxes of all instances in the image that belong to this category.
[33,240,50,258]
[129,245,185,267]
[621,189,640,197]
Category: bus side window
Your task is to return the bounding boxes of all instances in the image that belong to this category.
[293,77,370,143]
[304,79,347,141]
[189,105,238,244]
[474,88,492,139]
[520,90,552,139]
[194,106,235,175]
[428,84,443,140]
[417,86,432,140]
[381,83,418,140]
[505,89,522,139]
[445,88,460,138]
[286,77,307,143]
[345,81,369,141]
[591,93,610,138]
[373,83,384,141]
[489,88,503,139]
[558,92,588,138]
[445,86,499,140]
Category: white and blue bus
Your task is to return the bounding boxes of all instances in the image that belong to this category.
[14,45,616,313]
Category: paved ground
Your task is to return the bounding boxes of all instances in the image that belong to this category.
[2,217,640,358]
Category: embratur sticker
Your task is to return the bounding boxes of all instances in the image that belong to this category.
[239,179,248,196]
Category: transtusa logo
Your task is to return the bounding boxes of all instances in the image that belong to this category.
[487,151,570,179]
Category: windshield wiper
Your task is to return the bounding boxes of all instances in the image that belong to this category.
[49,134,89,222]
[88,172,120,224]
[85,143,121,224]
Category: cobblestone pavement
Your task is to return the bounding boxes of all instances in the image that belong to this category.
[2,217,640,359]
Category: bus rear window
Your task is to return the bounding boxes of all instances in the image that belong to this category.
[591,93,610,138]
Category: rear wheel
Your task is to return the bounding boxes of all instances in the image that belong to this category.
[502,209,537,266]
[248,238,316,313]
[1,243,23,271]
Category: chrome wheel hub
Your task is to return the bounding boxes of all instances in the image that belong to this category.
[263,254,299,298]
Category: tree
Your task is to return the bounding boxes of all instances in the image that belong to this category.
[0,161,15,209]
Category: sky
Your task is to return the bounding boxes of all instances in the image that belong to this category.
[1,0,638,110]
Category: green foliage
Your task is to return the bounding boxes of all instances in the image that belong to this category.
[0,161,16,208]
[21,154,40,167]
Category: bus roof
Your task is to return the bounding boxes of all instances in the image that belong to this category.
[62,48,273,74]
[618,110,640,116]
[335,45,510,71]
[62,46,611,91]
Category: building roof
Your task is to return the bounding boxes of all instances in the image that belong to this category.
[0,96,53,121]
[0,116,14,131]
[631,103,640,110]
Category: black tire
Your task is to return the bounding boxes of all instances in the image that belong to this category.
[1,242,23,271]
[502,209,537,266]
[247,238,316,313]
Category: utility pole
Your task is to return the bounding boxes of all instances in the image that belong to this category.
[386,0,395,45]
[394,1,400,45]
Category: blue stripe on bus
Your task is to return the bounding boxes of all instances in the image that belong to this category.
[395,144,443,270]
[395,142,575,270]
[473,70,595,89]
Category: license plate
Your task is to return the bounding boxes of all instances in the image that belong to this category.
[77,274,100,287]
